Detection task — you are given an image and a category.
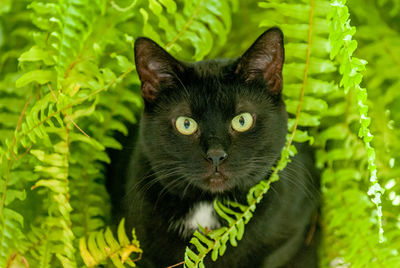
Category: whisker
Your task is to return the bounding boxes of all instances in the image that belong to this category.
[125,167,182,197]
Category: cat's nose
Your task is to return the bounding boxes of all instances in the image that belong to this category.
[206,149,228,168]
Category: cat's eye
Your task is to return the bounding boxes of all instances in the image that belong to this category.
[175,116,198,135]
[231,113,254,132]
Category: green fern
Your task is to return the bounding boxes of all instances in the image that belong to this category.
[1,0,400,267]
[377,0,400,17]
[330,0,384,241]
[317,0,400,266]
[0,1,41,265]
[137,0,237,61]
[79,218,142,268]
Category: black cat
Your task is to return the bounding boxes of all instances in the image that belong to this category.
[109,27,320,267]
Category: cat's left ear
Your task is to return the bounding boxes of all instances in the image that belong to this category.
[134,37,184,102]
[235,27,284,94]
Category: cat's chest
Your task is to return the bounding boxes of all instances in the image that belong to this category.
[169,201,221,238]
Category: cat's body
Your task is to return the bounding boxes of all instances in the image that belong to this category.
[109,28,320,267]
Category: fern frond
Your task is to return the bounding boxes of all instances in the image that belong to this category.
[0,2,41,265]
[0,0,120,266]
[30,137,77,266]
[140,0,237,61]
[329,0,384,241]
[79,218,142,268]
[377,0,400,17]
[318,0,400,266]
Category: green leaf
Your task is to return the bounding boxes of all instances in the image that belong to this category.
[18,45,55,65]
[193,231,214,248]
[5,189,26,206]
[117,218,130,246]
[3,208,24,227]
[189,237,207,253]
[16,70,55,87]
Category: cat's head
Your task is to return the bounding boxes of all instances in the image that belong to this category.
[134,28,287,195]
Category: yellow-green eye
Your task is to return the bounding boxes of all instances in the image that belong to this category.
[175,116,198,135]
[231,112,253,132]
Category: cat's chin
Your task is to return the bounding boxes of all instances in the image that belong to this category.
[204,172,232,193]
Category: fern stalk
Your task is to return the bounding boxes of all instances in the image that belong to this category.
[0,96,32,214]
[0,96,34,264]
[329,0,384,242]
[165,0,204,49]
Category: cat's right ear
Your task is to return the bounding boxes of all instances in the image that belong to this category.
[235,27,284,95]
[134,38,184,102]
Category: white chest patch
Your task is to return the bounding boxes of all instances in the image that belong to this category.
[186,202,219,231]
[170,202,221,238]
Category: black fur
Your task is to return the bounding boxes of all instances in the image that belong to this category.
[108,28,320,267]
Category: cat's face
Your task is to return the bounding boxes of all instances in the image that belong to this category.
[135,28,287,195]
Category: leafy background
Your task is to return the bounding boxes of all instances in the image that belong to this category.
[0,0,399,267]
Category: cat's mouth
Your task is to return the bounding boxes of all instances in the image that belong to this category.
[205,172,230,193]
